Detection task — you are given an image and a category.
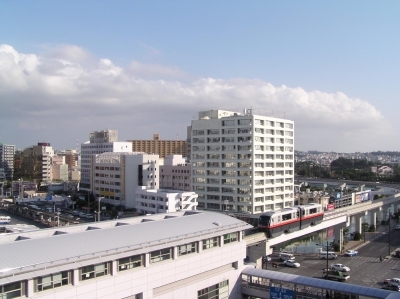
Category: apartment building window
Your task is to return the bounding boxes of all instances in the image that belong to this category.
[254,128,264,133]
[238,128,251,134]
[207,178,220,184]
[194,161,206,167]
[193,138,205,143]
[118,254,142,271]
[238,119,251,125]
[150,248,172,263]
[222,153,235,159]
[193,146,206,151]
[207,154,220,159]
[222,128,236,134]
[222,137,235,142]
[207,195,220,200]
[285,123,293,129]
[222,162,236,168]
[196,170,206,175]
[194,178,205,183]
[207,129,220,135]
[221,187,234,193]
[255,163,263,168]
[35,271,70,292]
[80,262,109,280]
[285,138,293,144]
[207,137,220,143]
[207,187,220,192]
[222,179,236,185]
[238,154,251,159]
[179,242,197,256]
[207,203,220,210]
[254,119,264,125]
[193,130,205,136]
[207,145,221,151]
[207,170,220,175]
[0,281,26,298]
[203,237,219,250]
[223,232,238,244]
[222,170,236,176]
[222,145,235,151]
[254,136,264,142]
[222,120,235,126]
[255,154,263,159]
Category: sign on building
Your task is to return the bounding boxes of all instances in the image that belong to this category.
[270,286,294,299]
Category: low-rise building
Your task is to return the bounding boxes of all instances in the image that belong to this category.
[0,211,251,299]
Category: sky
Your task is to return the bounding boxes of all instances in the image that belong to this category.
[1,1,400,153]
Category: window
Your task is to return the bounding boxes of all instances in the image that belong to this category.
[179,242,197,256]
[198,280,229,299]
[238,119,251,125]
[80,262,109,280]
[207,129,220,135]
[150,248,172,263]
[203,237,219,250]
[224,232,238,244]
[0,281,25,298]
[222,120,235,126]
[36,271,70,292]
[118,254,142,271]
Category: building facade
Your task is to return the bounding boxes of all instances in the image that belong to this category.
[190,109,295,214]
[159,155,191,191]
[80,130,132,190]
[19,143,53,182]
[0,143,15,181]
[135,187,198,214]
[91,152,160,208]
[128,133,187,158]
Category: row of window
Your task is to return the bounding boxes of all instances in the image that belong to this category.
[192,145,293,152]
[198,202,291,212]
[0,234,238,298]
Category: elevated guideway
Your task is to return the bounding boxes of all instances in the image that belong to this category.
[244,192,400,248]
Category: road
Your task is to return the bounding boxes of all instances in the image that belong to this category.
[267,228,400,289]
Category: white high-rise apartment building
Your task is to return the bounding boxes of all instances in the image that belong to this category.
[80,130,132,190]
[0,144,15,181]
[190,109,295,214]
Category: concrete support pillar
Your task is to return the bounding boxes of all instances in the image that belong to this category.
[72,269,79,286]
[144,253,150,267]
[334,223,346,253]
[173,246,178,260]
[220,235,224,247]
[26,279,34,297]
[238,231,243,242]
[356,216,363,233]
[247,241,268,268]
[372,211,377,228]
[111,260,117,276]
[198,240,203,253]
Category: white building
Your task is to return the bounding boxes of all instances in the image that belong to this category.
[0,211,252,299]
[160,155,191,191]
[136,187,198,214]
[80,130,132,190]
[0,143,15,181]
[190,109,295,214]
[91,152,159,208]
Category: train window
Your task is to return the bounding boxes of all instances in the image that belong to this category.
[282,213,292,221]
[310,208,317,214]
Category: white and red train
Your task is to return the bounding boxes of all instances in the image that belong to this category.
[258,203,324,238]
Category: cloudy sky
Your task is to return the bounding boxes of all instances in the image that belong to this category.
[1,2,400,153]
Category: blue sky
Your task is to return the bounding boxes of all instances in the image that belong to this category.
[1,1,400,152]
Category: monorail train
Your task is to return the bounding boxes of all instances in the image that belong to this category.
[258,203,324,238]
[0,216,11,224]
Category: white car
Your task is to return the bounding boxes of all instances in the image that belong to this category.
[331,263,350,272]
[344,250,358,257]
[284,259,300,268]
[263,256,272,262]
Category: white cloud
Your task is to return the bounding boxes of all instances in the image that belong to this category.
[0,44,394,152]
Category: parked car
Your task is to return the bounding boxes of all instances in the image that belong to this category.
[331,263,350,272]
[344,250,358,257]
[395,225,400,230]
[384,278,400,286]
[284,259,300,268]
[85,214,94,219]
[383,284,400,292]
[263,255,272,262]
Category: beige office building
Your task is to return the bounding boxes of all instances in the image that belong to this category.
[127,134,187,158]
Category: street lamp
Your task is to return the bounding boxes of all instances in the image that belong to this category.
[97,197,104,222]
[317,241,329,279]
[223,200,228,214]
